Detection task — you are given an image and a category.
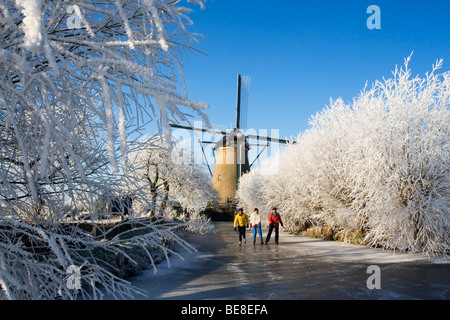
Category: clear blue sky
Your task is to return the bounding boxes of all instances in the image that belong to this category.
[180,0,450,141]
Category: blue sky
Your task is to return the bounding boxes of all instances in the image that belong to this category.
[180,0,450,142]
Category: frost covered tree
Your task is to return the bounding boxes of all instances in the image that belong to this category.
[1,0,209,220]
[124,135,217,219]
[0,0,210,299]
[237,57,450,255]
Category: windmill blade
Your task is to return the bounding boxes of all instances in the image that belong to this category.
[249,142,269,169]
[197,139,213,177]
[236,74,250,129]
[246,133,295,145]
[169,123,228,136]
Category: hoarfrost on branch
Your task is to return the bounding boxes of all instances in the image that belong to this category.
[0,0,211,299]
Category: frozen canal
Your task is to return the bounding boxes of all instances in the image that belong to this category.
[127,222,449,300]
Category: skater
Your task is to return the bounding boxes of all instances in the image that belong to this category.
[250,208,264,245]
[265,207,284,244]
[234,208,249,245]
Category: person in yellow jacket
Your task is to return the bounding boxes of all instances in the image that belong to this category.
[234,208,249,245]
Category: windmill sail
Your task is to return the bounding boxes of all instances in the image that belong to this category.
[236,74,250,129]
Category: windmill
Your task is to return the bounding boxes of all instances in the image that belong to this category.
[170,74,294,207]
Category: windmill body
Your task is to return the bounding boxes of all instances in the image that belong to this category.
[211,129,250,205]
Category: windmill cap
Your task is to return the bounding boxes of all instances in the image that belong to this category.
[212,130,249,150]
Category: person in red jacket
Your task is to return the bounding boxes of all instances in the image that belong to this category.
[265,207,284,244]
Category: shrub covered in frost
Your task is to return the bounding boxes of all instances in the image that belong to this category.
[237,57,450,255]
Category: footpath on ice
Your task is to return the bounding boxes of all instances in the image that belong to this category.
[121,222,449,300]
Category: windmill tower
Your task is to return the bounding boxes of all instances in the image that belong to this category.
[170,74,294,207]
[211,74,250,204]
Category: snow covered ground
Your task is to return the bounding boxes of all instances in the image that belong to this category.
[119,222,449,300]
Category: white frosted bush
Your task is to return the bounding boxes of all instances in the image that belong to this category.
[238,56,449,254]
